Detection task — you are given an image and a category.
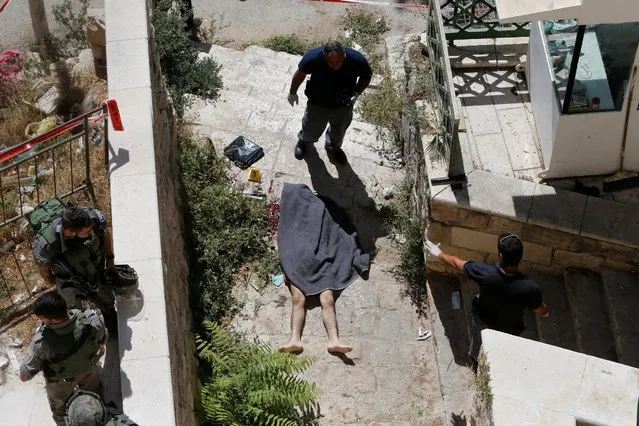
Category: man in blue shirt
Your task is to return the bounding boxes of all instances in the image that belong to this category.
[425,233,549,370]
[287,41,372,164]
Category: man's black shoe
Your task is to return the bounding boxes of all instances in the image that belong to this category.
[294,141,306,160]
[327,147,347,165]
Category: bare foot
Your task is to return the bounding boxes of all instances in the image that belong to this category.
[327,344,352,354]
[279,343,304,353]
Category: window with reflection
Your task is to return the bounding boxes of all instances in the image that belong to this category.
[544,21,639,114]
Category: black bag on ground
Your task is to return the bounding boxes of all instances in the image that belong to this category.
[223,135,264,169]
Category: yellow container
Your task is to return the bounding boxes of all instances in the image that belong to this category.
[248,168,262,183]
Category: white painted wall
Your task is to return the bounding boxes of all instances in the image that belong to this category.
[527,22,560,168]
[545,111,625,178]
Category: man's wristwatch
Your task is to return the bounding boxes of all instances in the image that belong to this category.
[105,255,115,260]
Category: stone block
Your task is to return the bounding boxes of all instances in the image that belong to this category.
[439,243,488,263]
[601,258,637,273]
[426,221,451,245]
[430,199,460,224]
[575,357,639,425]
[485,214,524,236]
[521,241,552,266]
[107,38,151,91]
[110,173,163,263]
[451,227,498,254]
[553,250,604,269]
[457,207,490,229]
[581,196,639,248]
[473,133,515,178]
[120,356,176,425]
[107,87,156,177]
[432,170,536,222]
[482,330,587,414]
[579,237,639,264]
[104,0,148,42]
[528,184,586,234]
[521,223,580,251]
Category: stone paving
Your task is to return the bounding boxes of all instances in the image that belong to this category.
[453,68,545,182]
[190,44,447,424]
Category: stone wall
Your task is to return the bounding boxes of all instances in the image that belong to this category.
[148,21,197,426]
[428,170,639,273]
[105,0,195,424]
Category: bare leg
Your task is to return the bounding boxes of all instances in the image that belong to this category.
[320,290,352,354]
[279,283,306,353]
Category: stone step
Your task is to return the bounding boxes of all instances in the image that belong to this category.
[601,270,639,368]
[564,268,617,361]
[527,267,578,352]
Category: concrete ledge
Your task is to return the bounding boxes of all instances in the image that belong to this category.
[482,330,639,425]
[106,0,195,424]
[430,170,639,271]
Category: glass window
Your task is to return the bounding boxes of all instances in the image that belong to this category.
[543,19,580,108]
[545,22,639,114]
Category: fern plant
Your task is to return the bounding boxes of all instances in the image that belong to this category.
[196,322,321,426]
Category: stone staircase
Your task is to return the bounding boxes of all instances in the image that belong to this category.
[428,265,639,422]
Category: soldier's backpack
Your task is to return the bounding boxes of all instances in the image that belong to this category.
[26,198,70,234]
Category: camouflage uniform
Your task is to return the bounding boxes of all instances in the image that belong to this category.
[31,208,116,327]
[20,308,107,426]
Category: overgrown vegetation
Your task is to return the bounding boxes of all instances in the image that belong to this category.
[179,135,279,324]
[152,0,223,117]
[380,185,428,316]
[341,7,390,72]
[357,75,404,150]
[51,0,90,57]
[260,34,313,56]
[196,322,321,425]
[473,352,494,423]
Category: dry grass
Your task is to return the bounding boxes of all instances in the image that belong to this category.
[0,70,110,325]
[0,79,48,147]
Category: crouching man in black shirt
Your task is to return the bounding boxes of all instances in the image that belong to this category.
[425,233,549,369]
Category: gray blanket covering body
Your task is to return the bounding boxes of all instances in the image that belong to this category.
[278,183,370,296]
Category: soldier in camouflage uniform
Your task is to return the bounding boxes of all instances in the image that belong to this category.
[32,206,118,332]
[65,390,139,426]
[19,291,108,426]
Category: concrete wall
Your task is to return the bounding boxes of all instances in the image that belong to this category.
[106,1,196,425]
[527,21,560,168]
[547,111,625,178]
[482,330,639,425]
[428,170,639,273]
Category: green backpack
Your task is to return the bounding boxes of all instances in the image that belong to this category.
[26,198,69,234]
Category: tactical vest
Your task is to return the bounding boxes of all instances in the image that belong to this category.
[41,223,105,284]
[41,311,100,381]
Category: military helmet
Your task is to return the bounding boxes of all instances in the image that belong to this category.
[107,264,139,297]
[66,390,107,426]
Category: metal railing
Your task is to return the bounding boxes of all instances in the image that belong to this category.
[0,105,109,323]
[440,0,529,43]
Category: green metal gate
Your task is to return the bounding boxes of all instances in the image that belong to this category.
[440,0,530,43]
[425,0,460,174]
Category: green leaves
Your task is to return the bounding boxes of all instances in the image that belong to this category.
[152,0,223,117]
[179,137,278,324]
[196,323,321,425]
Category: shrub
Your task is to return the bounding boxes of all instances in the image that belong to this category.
[260,34,311,55]
[51,0,90,56]
[357,74,404,149]
[152,0,223,117]
[197,322,321,425]
[179,136,278,324]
